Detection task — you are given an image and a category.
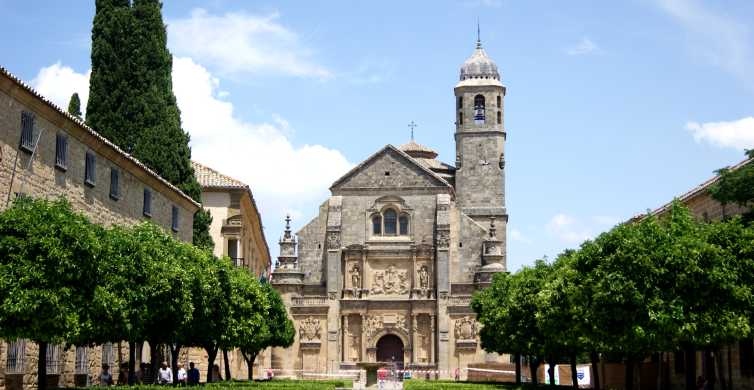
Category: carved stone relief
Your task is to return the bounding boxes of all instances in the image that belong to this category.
[326,232,341,249]
[436,230,450,249]
[454,316,477,341]
[364,314,408,341]
[370,265,409,295]
[299,317,321,342]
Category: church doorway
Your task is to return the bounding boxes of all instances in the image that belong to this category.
[376,334,404,369]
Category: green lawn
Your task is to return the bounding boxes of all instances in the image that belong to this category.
[78,380,352,390]
[403,380,573,390]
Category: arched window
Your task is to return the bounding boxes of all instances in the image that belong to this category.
[399,215,409,235]
[372,215,382,235]
[383,209,397,235]
[474,94,485,123]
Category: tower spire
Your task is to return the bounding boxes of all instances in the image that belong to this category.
[476,19,482,49]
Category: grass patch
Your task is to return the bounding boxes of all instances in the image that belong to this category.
[75,379,352,390]
[403,380,573,390]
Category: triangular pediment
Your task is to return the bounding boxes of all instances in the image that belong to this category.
[330,145,452,191]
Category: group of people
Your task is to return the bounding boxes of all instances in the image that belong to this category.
[98,361,203,386]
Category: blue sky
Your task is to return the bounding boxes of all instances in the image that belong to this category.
[2,0,753,271]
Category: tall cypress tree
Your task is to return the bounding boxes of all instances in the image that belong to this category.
[67,93,82,119]
[87,0,213,251]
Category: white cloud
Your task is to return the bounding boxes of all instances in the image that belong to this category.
[565,37,598,56]
[686,117,754,150]
[167,9,331,79]
[657,0,754,90]
[546,213,594,244]
[31,62,90,115]
[509,228,531,244]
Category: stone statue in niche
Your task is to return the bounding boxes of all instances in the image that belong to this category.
[418,265,430,289]
[370,265,409,295]
[299,317,321,342]
[454,316,477,341]
[350,264,361,298]
[348,321,361,361]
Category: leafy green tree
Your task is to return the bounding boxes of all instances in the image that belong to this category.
[87,0,213,250]
[473,261,551,385]
[239,282,295,380]
[0,198,105,390]
[67,93,82,118]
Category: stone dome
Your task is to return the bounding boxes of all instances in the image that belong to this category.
[458,40,500,83]
[399,140,438,160]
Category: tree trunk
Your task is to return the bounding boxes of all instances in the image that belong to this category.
[570,353,578,389]
[530,357,539,385]
[241,351,257,381]
[548,355,556,386]
[128,341,137,385]
[223,349,231,381]
[685,347,696,390]
[149,342,161,384]
[515,352,521,385]
[37,341,48,390]
[727,346,733,390]
[206,345,219,382]
[625,357,634,390]
[591,351,601,390]
[170,344,182,385]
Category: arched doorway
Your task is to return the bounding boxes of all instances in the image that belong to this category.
[376,334,404,369]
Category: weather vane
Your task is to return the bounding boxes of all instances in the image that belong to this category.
[408,121,418,141]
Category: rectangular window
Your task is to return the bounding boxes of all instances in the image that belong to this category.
[228,239,240,266]
[741,339,754,376]
[46,344,62,375]
[85,151,96,186]
[110,168,120,200]
[55,133,68,170]
[143,189,152,217]
[5,339,26,374]
[19,111,35,153]
[171,205,179,232]
[101,342,114,369]
[75,346,88,375]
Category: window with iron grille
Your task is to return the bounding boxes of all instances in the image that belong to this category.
[75,346,89,375]
[46,344,62,375]
[143,189,152,217]
[55,133,68,170]
[110,168,120,200]
[6,339,26,374]
[102,342,115,369]
[171,205,179,232]
[85,151,96,186]
[19,111,35,153]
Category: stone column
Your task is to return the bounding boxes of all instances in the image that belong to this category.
[410,314,417,364]
[430,315,436,364]
[360,313,367,363]
[343,315,349,362]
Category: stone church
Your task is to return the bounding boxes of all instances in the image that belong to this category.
[271,37,508,379]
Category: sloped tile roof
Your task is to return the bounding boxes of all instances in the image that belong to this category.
[192,161,247,188]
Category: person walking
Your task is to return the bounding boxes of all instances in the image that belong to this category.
[377,366,387,390]
[100,364,113,386]
[157,361,173,385]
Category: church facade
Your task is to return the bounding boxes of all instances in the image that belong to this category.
[271,39,508,379]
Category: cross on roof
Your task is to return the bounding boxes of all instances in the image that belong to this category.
[408,121,418,140]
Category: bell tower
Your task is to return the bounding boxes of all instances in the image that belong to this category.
[454,35,508,227]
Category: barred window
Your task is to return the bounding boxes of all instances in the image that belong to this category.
[399,215,409,235]
[5,340,26,374]
[110,168,120,200]
[383,209,397,235]
[75,346,89,375]
[143,189,152,217]
[85,151,96,186]
[19,111,35,152]
[372,215,382,235]
[46,344,62,375]
[55,133,68,170]
[102,342,114,368]
[171,206,179,232]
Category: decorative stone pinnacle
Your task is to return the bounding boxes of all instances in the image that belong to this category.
[476,20,482,49]
[283,214,292,240]
[488,217,496,239]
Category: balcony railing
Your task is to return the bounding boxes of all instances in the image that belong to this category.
[448,295,472,307]
[291,296,328,306]
[231,257,245,267]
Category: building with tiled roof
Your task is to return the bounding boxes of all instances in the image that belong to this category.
[191,161,271,278]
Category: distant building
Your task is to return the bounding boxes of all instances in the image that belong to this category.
[0,66,199,389]
[192,161,271,278]
[270,37,508,379]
